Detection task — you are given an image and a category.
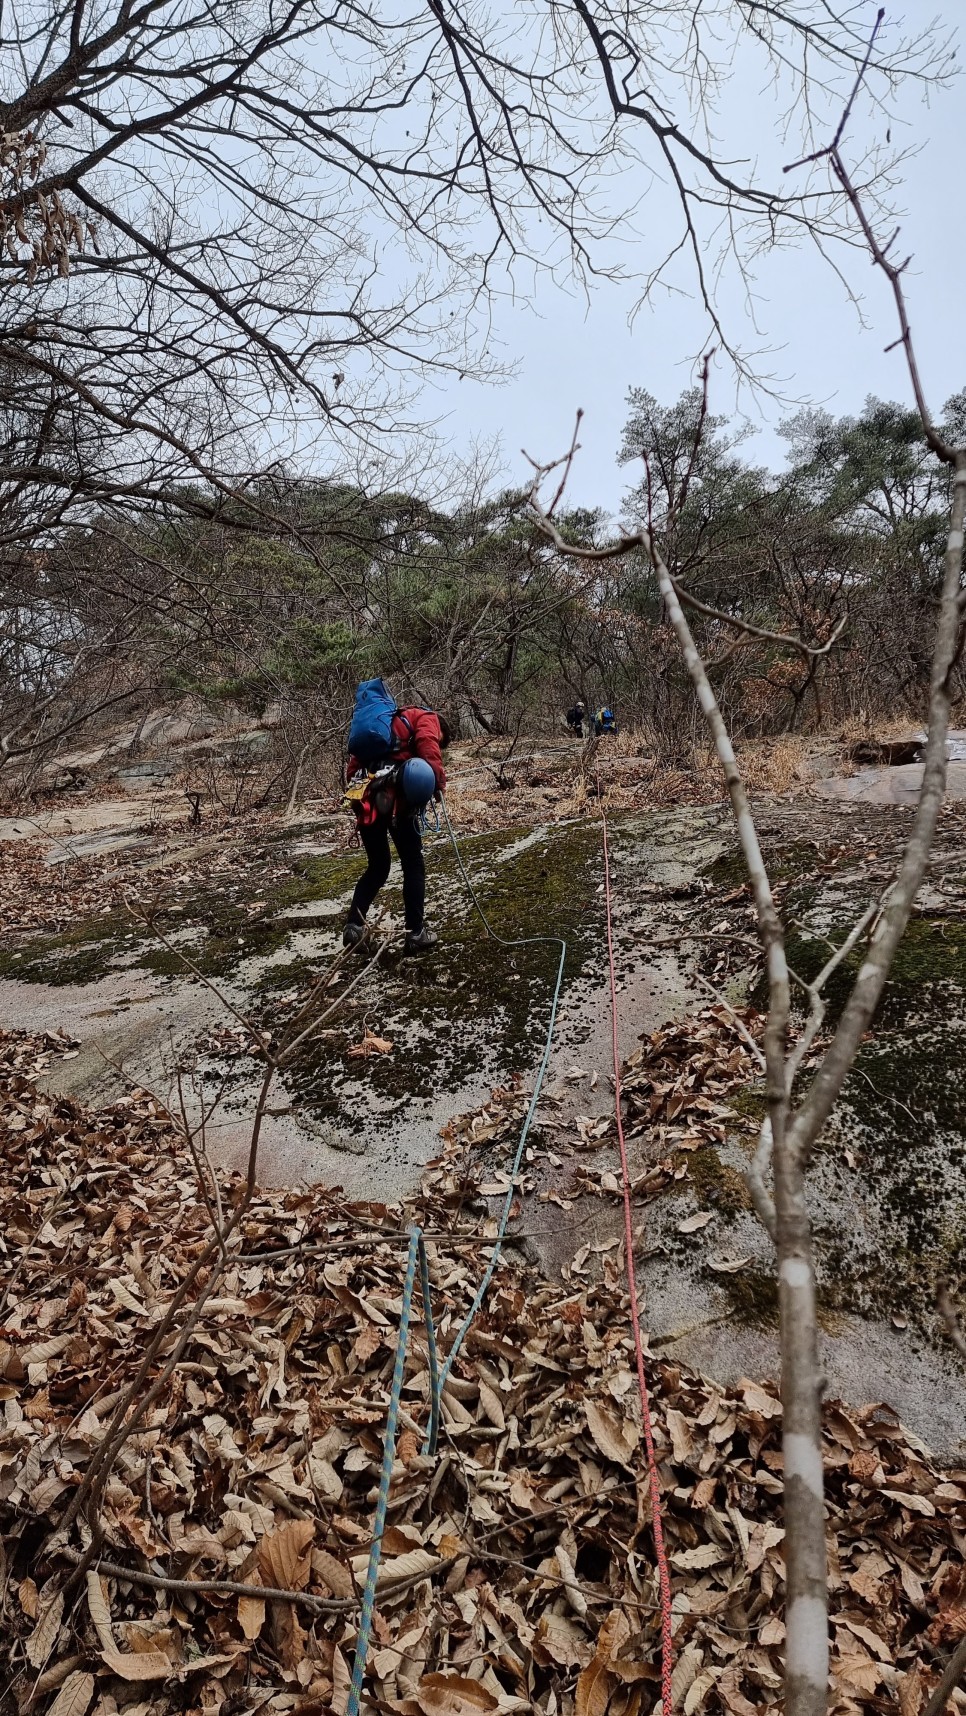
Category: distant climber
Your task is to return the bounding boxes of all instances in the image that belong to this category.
[566,700,587,738]
[342,679,450,955]
[593,706,618,737]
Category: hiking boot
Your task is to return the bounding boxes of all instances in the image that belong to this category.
[404,925,438,956]
[342,919,366,949]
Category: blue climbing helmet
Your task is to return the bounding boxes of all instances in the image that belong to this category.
[399,756,436,808]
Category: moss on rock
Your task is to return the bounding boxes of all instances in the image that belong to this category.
[687,1145,753,1216]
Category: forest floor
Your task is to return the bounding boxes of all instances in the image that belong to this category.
[2,723,966,1714]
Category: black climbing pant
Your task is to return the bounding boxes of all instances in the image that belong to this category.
[349,816,426,933]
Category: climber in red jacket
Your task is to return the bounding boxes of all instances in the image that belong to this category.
[344,708,450,954]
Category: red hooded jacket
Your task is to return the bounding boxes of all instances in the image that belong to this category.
[347,706,447,794]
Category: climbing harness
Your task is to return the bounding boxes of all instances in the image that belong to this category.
[598,784,675,1715]
[341,763,398,826]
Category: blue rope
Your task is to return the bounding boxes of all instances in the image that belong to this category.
[420,1231,442,1458]
[346,802,567,1708]
[346,1225,438,1716]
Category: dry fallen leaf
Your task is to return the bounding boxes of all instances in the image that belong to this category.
[100,1645,174,1681]
[374,1548,439,1585]
[415,1672,499,1715]
[537,1612,594,1669]
[834,1650,884,1699]
[478,1379,506,1431]
[259,1518,316,1590]
[347,1031,394,1059]
[314,1547,354,1598]
[883,1489,936,1517]
[85,1571,114,1653]
[684,1669,718,1714]
[0,1013,961,1716]
[575,1655,614,1716]
[25,1586,64,1668]
[47,1672,95,1716]
[670,1645,704,1711]
[332,1643,352,1715]
[898,1664,924,1716]
[665,1408,693,1464]
[238,1586,266,1641]
[899,1558,927,1607]
[556,1542,588,1617]
[671,1543,729,1571]
[716,1665,759,1716]
[584,1399,640,1468]
[740,1379,783,1419]
[17,1576,39,1619]
[677,1211,713,1233]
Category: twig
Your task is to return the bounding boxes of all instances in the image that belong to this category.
[922,1634,966,1716]
[781,59,966,1175]
[278,931,397,1065]
[59,1546,456,1615]
[673,350,715,522]
[746,1118,776,1241]
[784,902,878,1091]
[693,975,766,1068]
[0,1189,65,1317]
[123,900,351,1054]
[529,422,829,1716]
[784,9,886,171]
[671,578,847,660]
[545,409,583,517]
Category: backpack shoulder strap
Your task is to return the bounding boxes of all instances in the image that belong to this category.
[392,708,416,748]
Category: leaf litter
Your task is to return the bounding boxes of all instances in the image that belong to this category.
[0,1026,964,1716]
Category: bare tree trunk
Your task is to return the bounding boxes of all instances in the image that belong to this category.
[773,1151,827,1714]
[651,547,829,1714]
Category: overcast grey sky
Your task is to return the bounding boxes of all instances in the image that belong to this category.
[421,0,963,519]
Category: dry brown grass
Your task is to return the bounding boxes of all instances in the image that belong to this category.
[734,735,816,795]
[835,712,925,745]
[439,719,929,830]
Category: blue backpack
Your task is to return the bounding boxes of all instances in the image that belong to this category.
[348,679,413,766]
